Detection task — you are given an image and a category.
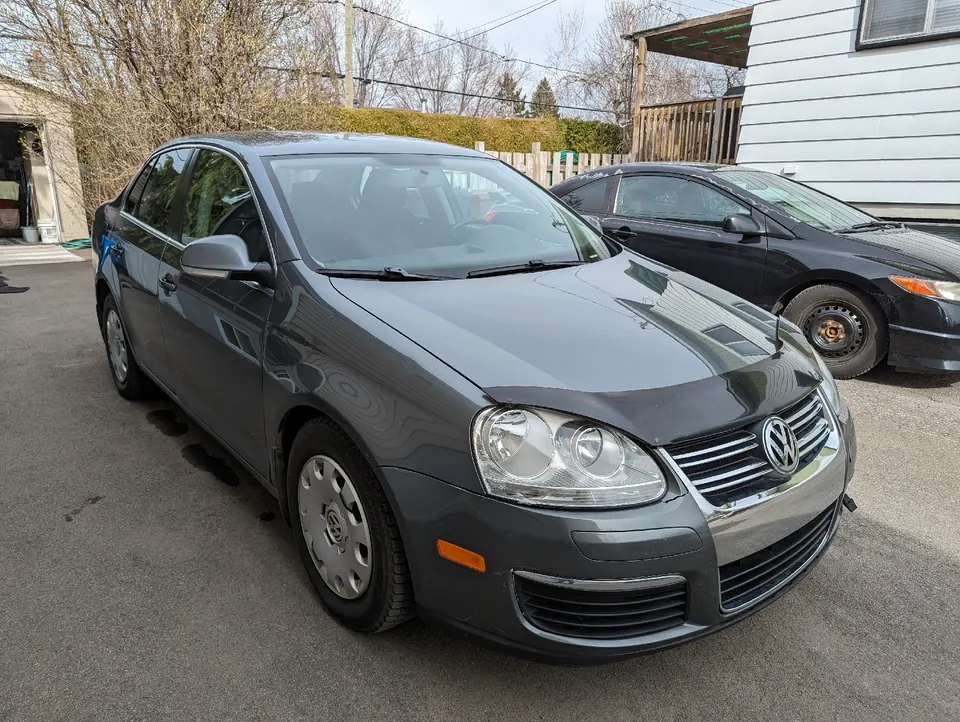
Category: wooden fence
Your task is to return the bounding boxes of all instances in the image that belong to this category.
[635,96,742,164]
[476,142,628,187]
[480,96,741,186]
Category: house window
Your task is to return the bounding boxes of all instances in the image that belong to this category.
[859,0,960,47]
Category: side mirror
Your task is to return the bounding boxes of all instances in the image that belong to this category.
[181,234,273,286]
[722,213,762,236]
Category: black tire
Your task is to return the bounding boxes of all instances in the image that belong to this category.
[287,418,415,632]
[100,294,153,399]
[783,284,888,379]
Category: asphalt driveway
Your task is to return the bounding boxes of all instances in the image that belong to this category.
[1,262,958,721]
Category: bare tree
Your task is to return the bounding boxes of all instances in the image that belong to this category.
[546,0,745,122]
[390,25,530,117]
[0,0,312,214]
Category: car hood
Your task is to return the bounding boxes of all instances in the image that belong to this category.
[830,226,960,280]
[331,253,821,444]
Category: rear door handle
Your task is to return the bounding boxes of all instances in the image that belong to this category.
[612,226,637,239]
[158,274,177,293]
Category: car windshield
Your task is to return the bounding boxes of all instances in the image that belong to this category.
[714,168,876,232]
[267,154,612,277]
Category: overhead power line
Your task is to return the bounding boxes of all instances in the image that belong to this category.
[349,1,581,77]
[266,65,616,115]
[392,0,559,65]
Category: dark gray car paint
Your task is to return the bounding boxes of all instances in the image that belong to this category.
[92,133,853,663]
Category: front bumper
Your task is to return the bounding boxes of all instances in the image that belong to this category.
[888,295,960,372]
[379,407,856,664]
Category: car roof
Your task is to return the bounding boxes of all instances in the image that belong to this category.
[156,131,491,159]
[552,161,763,189]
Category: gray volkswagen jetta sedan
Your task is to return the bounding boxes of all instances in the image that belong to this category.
[92,133,857,663]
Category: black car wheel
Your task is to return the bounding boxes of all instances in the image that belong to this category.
[288,418,415,632]
[784,284,888,379]
[100,294,153,399]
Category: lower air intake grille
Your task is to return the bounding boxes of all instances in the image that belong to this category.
[719,502,838,612]
[515,575,688,640]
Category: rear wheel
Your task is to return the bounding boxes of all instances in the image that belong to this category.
[100,294,153,399]
[288,418,415,632]
[783,284,888,379]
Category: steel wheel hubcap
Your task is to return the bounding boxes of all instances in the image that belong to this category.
[297,455,372,600]
[105,309,129,382]
[803,303,865,358]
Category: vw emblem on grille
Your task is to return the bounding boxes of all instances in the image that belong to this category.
[761,416,799,475]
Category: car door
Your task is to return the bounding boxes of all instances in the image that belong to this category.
[110,149,192,383]
[601,174,768,302]
[157,148,274,477]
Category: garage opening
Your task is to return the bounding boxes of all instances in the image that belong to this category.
[0,121,42,244]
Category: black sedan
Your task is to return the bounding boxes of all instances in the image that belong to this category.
[552,164,960,378]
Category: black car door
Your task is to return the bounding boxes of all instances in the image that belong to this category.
[601,174,768,302]
[157,148,274,477]
[110,149,192,384]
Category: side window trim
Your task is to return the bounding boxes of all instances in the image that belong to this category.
[612,173,752,228]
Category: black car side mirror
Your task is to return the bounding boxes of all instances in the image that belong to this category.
[722,214,762,236]
[181,234,273,286]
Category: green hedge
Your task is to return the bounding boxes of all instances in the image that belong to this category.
[269,104,624,154]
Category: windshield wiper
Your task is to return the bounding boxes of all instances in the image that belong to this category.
[317,266,452,281]
[466,259,584,278]
[837,221,904,234]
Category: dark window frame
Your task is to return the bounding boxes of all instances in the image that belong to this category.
[856,0,960,50]
[610,173,753,230]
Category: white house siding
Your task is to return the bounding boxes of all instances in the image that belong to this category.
[737,0,960,221]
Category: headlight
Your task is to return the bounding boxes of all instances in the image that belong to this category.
[811,347,842,414]
[890,276,960,302]
[471,407,667,508]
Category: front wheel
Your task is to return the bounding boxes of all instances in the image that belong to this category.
[783,284,888,379]
[288,418,415,632]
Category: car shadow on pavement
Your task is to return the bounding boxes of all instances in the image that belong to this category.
[860,364,959,389]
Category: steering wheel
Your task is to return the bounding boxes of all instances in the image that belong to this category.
[450,217,490,237]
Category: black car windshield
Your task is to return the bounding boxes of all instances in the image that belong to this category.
[268,154,612,276]
[715,168,876,232]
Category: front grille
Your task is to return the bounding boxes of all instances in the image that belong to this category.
[719,502,837,612]
[664,392,830,506]
[515,576,688,640]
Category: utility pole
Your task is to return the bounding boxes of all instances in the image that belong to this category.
[344,0,355,108]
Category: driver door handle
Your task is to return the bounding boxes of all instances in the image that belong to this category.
[158,274,177,293]
[612,226,637,239]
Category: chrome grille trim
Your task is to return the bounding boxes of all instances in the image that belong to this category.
[662,390,832,505]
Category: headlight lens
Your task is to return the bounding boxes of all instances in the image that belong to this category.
[812,347,842,413]
[472,407,667,508]
[890,276,960,302]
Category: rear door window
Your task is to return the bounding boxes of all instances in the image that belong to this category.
[134,149,191,235]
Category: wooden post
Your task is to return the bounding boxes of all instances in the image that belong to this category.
[631,38,647,162]
[531,142,544,185]
[709,97,724,163]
